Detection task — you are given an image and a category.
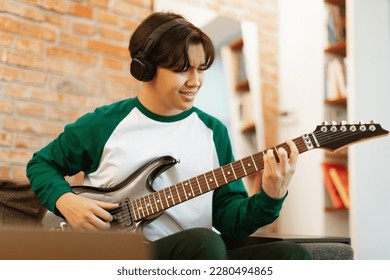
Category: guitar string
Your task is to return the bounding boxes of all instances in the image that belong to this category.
[108,126,374,224]
[111,129,367,222]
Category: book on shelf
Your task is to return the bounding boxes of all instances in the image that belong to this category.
[321,162,346,209]
[325,58,347,100]
[326,2,346,46]
[329,164,349,208]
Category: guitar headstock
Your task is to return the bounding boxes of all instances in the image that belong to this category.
[313,120,389,151]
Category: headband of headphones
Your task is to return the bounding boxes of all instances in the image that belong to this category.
[130,19,182,82]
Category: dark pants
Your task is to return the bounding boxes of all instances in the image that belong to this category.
[150,228,312,260]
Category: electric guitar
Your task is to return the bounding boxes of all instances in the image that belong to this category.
[43,121,389,231]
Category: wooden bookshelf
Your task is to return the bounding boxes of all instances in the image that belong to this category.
[322,0,349,237]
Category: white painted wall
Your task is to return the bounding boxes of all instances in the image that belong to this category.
[277,0,325,236]
[347,0,390,260]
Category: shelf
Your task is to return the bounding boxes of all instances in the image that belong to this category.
[324,0,345,6]
[325,40,346,56]
[324,96,347,105]
[235,79,249,91]
[229,37,244,51]
[241,122,256,133]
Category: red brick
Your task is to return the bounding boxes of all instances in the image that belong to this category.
[45,14,69,28]
[3,85,30,99]
[16,38,44,54]
[3,117,63,137]
[60,33,84,48]
[15,134,43,150]
[47,46,98,66]
[0,65,18,82]
[0,33,13,47]
[95,10,119,25]
[0,132,13,146]
[0,148,33,165]
[103,57,124,71]
[89,0,109,9]
[48,106,82,123]
[37,0,68,14]
[99,26,127,42]
[72,21,96,35]
[0,166,11,179]
[69,3,93,19]
[0,1,44,22]
[0,16,56,42]
[12,166,29,182]
[1,50,48,71]
[0,100,14,114]
[17,102,46,117]
[19,69,46,86]
[88,39,129,58]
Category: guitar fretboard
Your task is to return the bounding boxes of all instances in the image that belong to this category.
[129,136,309,222]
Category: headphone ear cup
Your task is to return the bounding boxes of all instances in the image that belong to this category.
[130,55,156,82]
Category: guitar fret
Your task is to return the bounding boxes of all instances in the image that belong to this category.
[140,198,147,218]
[188,179,196,197]
[203,174,211,191]
[250,155,258,171]
[240,159,247,176]
[232,161,245,177]
[218,167,228,184]
[174,184,182,203]
[211,171,219,188]
[152,193,159,212]
[243,157,257,174]
[168,187,175,205]
[130,201,139,221]
[135,198,145,218]
[144,196,150,216]
[163,189,170,208]
[253,153,264,170]
[181,182,189,200]
[195,176,203,194]
[146,195,153,215]
[157,191,164,210]
[230,163,237,179]
[143,196,150,216]
[222,165,235,183]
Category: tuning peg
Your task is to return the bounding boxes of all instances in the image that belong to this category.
[359,120,365,125]
[370,120,376,124]
[321,121,328,125]
[340,120,348,125]
[331,120,337,126]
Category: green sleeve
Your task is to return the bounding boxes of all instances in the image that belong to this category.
[26,99,134,214]
[209,119,286,238]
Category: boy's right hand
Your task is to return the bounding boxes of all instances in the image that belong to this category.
[55,192,119,231]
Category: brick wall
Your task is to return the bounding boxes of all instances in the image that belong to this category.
[0,0,153,182]
[0,0,279,183]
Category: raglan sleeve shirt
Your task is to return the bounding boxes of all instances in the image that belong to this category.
[27,98,287,238]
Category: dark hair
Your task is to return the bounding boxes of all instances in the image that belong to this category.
[128,12,215,72]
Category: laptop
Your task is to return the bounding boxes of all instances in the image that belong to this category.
[0,227,150,260]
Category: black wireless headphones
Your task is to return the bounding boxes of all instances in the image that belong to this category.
[130,19,182,82]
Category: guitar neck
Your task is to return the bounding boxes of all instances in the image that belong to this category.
[129,135,312,222]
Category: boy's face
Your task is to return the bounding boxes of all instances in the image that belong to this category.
[148,43,206,116]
